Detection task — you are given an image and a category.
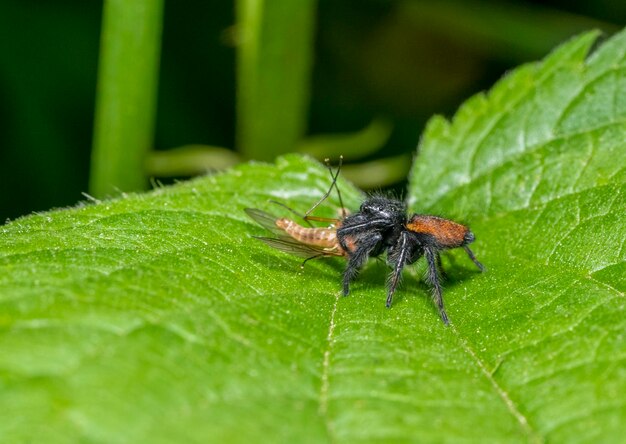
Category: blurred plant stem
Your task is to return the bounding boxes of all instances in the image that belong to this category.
[90,0,164,197]
[236,0,317,160]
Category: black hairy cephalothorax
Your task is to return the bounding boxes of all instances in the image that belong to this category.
[246,158,484,325]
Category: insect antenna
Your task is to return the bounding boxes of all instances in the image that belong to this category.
[270,156,346,227]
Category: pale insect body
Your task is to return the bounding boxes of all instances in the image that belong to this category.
[275,218,342,251]
[246,157,348,261]
[244,208,345,260]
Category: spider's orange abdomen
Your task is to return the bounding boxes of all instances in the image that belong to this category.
[406,215,469,248]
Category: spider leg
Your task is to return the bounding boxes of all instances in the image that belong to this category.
[386,231,412,308]
[463,245,485,272]
[342,232,382,296]
[436,252,447,280]
[337,218,392,236]
[425,246,449,325]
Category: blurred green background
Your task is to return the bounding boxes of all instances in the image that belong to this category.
[0,0,622,222]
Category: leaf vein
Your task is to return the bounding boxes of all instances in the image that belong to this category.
[319,290,340,442]
[452,327,543,443]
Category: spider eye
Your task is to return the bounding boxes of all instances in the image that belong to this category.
[360,202,378,213]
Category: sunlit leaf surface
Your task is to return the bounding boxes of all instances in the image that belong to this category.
[407,29,626,443]
[1,30,624,443]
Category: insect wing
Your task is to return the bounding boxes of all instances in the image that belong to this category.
[244,208,292,240]
[246,207,342,260]
[253,236,340,258]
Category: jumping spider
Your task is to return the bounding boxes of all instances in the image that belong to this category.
[336,195,484,324]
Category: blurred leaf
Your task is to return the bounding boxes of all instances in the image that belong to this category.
[297,118,393,160]
[2,29,626,443]
[341,154,412,189]
[146,145,241,177]
[404,0,619,60]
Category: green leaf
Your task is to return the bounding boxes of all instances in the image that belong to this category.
[2,30,625,443]
[408,29,626,441]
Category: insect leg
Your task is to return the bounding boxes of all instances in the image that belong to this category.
[268,200,340,226]
[328,156,347,219]
[304,156,344,220]
[463,246,485,272]
[301,254,326,267]
[270,157,345,228]
[269,200,314,227]
[425,247,449,325]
